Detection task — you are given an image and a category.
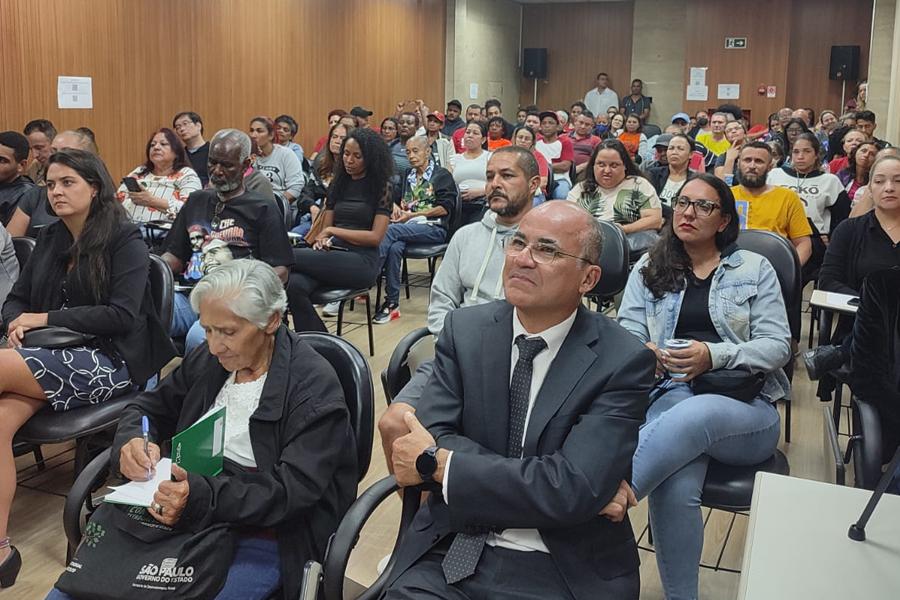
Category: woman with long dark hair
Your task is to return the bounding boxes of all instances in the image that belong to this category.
[293,122,350,239]
[286,128,392,332]
[0,150,175,586]
[837,140,878,203]
[116,128,201,223]
[567,139,663,233]
[618,172,790,600]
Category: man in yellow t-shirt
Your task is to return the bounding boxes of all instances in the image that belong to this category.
[696,112,731,155]
[731,142,812,266]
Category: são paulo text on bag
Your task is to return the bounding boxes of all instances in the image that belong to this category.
[54,503,235,600]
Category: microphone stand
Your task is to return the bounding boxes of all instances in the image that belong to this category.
[848,445,900,541]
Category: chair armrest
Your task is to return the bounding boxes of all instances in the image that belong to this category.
[816,308,835,347]
[63,448,112,554]
[321,476,422,600]
[852,397,884,490]
[384,327,431,402]
[822,406,845,486]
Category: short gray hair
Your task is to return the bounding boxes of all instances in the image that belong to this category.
[210,128,252,163]
[579,212,604,265]
[190,259,287,329]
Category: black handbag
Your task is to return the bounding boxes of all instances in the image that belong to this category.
[55,503,235,600]
[691,369,766,402]
[21,326,97,349]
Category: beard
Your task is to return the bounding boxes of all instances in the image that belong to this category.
[490,191,530,217]
[740,169,767,189]
[212,177,242,194]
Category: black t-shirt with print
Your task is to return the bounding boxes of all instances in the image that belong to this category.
[164,189,293,284]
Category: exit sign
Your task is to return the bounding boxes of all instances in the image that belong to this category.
[726,37,748,49]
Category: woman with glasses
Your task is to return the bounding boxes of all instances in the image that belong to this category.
[617,173,791,600]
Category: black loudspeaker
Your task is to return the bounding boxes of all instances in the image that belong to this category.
[829,45,860,81]
[523,48,548,79]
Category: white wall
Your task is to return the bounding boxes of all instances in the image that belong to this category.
[445,0,523,113]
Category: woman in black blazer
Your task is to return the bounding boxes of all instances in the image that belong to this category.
[0,149,175,587]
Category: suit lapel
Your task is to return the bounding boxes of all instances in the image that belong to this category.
[522,306,599,456]
[480,303,514,456]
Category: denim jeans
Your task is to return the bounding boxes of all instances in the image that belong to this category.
[550,178,572,200]
[291,213,312,237]
[171,292,206,355]
[377,222,446,306]
[631,382,781,600]
[46,536,281,600]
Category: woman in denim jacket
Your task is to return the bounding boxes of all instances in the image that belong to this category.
[618,172,791,600]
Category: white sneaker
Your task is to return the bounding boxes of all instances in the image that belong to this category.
[322,301,341,316]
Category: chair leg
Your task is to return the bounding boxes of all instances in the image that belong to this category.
[832,382,844,432]
[807,306,818,349]
[336,301,345,336]
[32,445,46,472]
[365,294,374,356]
[784,400,792,443]
[403,257,410,300]
[375,272,384,311]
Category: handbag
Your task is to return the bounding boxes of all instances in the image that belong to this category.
[304,207,327,245]
[55,503,235,600]
[691,369,766,402]
[21,326,97,349]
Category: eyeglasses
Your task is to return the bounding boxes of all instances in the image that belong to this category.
[673,197,721,217]
[502,236,595,265]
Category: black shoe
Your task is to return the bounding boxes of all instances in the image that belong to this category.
[802,345,847,381]
[0,546,21,588]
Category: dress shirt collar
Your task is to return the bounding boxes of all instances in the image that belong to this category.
[511,307,578,357]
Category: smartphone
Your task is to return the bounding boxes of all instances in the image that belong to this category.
[122,177,142,193]
[847,297,861,306]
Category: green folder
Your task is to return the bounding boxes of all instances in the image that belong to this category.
[171,405,226,476]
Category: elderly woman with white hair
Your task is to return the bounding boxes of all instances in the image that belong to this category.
[45,259,357,600]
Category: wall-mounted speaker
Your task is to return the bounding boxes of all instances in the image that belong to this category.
[829,45,860,81]
[523,48,548,79]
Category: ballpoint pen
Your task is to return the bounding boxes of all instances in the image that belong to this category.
[141,415,151,481]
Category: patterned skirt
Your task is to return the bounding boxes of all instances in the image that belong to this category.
[16,346,134,411]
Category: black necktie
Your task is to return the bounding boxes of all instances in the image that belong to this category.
[442,334,547,585]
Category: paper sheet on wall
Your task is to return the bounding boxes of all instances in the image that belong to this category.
[57,76,93,109]
[686,85,708,102]
[717,84,740,100]
[469,83,478,100]
[689,67,707,86]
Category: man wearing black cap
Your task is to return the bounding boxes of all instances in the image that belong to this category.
[351,106,374,128]
[442,100,465,136]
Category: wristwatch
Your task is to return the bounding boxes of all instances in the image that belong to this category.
[416,446,439,482]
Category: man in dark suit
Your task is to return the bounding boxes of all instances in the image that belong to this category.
[385,150,656,600]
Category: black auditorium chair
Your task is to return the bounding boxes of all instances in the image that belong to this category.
[12,253,174,478]
[737,229,802,443]
[310,287,374,357]
[381,326,431,404]
[586,219,630,310]
[63,331,374,576]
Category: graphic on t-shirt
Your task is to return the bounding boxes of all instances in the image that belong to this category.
[201,239,234,275]
[184,225,208,281]
[211,218,249,247]
[735,200,749,229]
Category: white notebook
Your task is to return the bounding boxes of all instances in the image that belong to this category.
[103,458,172,507]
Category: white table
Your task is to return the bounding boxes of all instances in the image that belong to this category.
[738,473,900,600]
[810,289,858,315]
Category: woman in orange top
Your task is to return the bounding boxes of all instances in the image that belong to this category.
[617,113,649,164]
[486,116,512,152]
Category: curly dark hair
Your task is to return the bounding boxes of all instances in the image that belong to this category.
[640,172,740,299]
[778,117,811,153]
[581,139,642,196]
[46,149,128,304]
[139,128,190,176]
[330,127,394,205]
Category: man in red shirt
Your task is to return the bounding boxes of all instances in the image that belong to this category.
[569,111,601,177]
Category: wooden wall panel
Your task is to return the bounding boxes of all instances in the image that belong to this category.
[786,0,872,117]
[682,0,792,124]
[0,0,445,181]
[519,2,634,111]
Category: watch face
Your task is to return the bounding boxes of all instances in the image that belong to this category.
[416,450,438,479]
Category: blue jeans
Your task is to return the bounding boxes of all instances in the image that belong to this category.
[533,193,546,206]
[631,382,781,600]
[377,222,446,306]
[291,213,312,237]
[46,536,281,600]
[171,292,206,355]
[550,178,571,200]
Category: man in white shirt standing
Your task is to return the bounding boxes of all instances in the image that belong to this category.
[583,72,620,117]
[384,192,655,599]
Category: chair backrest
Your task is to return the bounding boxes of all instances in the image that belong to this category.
[383,327,432,404]
[588,220,630,299]
[851,397,884,490]
[147,254,174,330]
[736,230,802,337]
[12,236,36,271]
[298,332,374,481]
[644,123,662,138]
[445,192,464,240]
